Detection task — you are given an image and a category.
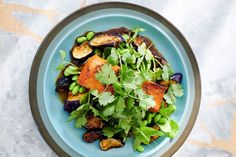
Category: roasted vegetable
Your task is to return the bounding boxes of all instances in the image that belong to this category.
[64,92,86,112]
[133,35,167,65]
[72,41,93,59]
[170,73,183,83]
[85,115,104,130]
[90,34,123,47]
[78,55,120,93]
[55,77,69,93]
[83,131,102,143]
[100,138,123,151]
[142,81,167,112]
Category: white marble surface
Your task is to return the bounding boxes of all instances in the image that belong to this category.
[0,0,236,156]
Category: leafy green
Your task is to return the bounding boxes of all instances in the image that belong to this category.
[107,48,119,65]
[158,119,179,138]
[159,105,176,117]
[75,115,87,128]
[103,126,122,138]
[60,50,66,60]
[64,66,80,77]
[164,85,176,104]
[98,92,116,106]
[115,96,126,112]
[172,83,184,97]
[103,104,115,116]
[162,65,173,81]
[133,126,164,152]
[95,63,118,85]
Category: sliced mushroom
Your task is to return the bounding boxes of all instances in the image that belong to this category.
[150,125,160,142]
[83,131,102,143]
[85,115,104,130]
[72,41,93,59]
[89,34,123,47]
[100,138,123,151]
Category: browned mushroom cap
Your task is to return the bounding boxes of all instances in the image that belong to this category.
[89,34,123,47]
[85,115,104,130]
[150,125,160,142]
[133,35,167,65]
[83,131,102,143]
[100,138,123,151]
[72,41,93,59]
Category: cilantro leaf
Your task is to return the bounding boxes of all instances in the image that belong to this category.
[158,119,179,138]
[107,48,118,65]
[103,104,115,116]
[172,83,184,97]
[67,103,89,122]
[89,106,109,121]
[164,85,176,104]
[95,64,118,85]
[118,118,131,135]
[64,66,79,77]
[115,96,126,112]
[60,50,66,60]
[56,63,65,70]
[139,96,156,110]
[75,115,87,128]
[98,92,116,106]
[162,65,173,81]
[103,126,122,138]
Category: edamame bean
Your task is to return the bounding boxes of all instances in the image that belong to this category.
[72,75,78,81]
[154,114,161,123]
[86,31,95,40]
[72,85,80,95]
[158,117,168,124]
[76,36,87,43]
[147,113,155,124]
[69,82,77,91]
[79,86,86,93]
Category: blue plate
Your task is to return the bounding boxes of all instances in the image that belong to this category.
[29,2,201,157]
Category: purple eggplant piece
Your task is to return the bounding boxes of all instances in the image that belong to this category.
[170,73,183,83]
[64,100,80,113]
[89,34,123,47]
[55,77,69,93]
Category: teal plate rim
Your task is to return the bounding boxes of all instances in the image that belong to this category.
[29,2,201,157]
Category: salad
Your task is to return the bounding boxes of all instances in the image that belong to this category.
[55,27,184,152]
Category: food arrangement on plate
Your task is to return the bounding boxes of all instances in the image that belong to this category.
[55,27,184,152]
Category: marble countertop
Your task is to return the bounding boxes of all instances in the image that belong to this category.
[0,0,236,156]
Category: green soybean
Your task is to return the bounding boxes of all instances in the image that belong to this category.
[79,86,86,93]
[69,82,77,91]
[140,120,148,127]
[158,117,168,124]
[76,36,87,43]
[147,113,155,124]
[72,85,80,95]
[86,31,95,40]
[154,114,162,123]
[72,75,78,81]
